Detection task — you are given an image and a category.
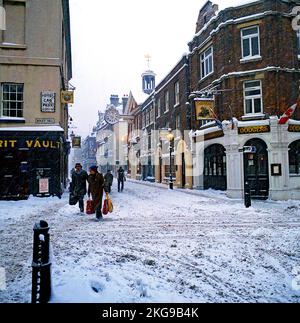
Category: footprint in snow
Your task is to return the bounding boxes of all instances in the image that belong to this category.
[90,281,105,294]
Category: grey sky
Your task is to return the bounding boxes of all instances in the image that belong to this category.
[69,0,252,137]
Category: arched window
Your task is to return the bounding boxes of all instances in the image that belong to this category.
[289,140,300,175]
[204,144,227,191]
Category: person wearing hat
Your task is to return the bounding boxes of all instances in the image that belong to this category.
[70,163,89,213]
[88,165,104,220]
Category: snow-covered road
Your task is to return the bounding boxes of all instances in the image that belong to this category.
[0,180,300,303]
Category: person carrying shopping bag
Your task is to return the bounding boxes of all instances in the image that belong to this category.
[88,165,104,221]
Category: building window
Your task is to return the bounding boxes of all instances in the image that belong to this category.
[1,83,24,118]
[165,91,170,112]
[297,30,300,57]
[157,98,161,118]
[241,26,260,59]
[289,140,300,175]
[200,46,213,79]
[174,82,180,106]
[175,113,181,130]
[244,80,263,115]
[150,106,155,124]
[3,0,26,45]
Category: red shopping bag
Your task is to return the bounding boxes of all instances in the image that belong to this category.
[86,199,95,215]
[102,198,109,215]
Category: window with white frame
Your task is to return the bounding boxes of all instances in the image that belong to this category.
[200,46,213,79]
[297,30,300,56]
[241,26,260,59]
[165,91,170,112]
[175,113,181,130]
[244,80,263,115]
[3,0,26,45]
[150,106,155,124]
[146,109,150,126]
[157,98,161,118]
[1,83,24,118]
[174,82,180,106]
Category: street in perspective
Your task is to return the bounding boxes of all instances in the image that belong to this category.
[0,0,300,306]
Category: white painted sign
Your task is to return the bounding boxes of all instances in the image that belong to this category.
[39,178,49,194]
[41,91,56,113]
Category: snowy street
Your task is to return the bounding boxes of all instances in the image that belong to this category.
[0,180,300,303]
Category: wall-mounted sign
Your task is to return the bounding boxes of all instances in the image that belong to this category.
[195,99,215,120]
[41,91,56,113]
[61,91,74,104]
[238,125,270,135]
[35,118,55,125]
[288,124,300,132]
[39,178,49,194]
[72,136,81,148]
[204,130,224,141]
[271,164,282,176]
[243,146,257,154]
[0,139,61,149]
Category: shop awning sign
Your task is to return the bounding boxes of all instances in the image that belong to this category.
[41,91,56,113]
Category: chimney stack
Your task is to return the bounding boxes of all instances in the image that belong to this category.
[110,94,120,107]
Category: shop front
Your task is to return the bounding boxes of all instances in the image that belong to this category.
[191,117,300,201]
[0,127,66,200]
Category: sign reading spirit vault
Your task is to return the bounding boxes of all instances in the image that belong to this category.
[41,91,56,113]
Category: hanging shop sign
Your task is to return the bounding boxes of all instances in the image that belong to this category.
[238,125,270,135]
[195,99,215,121]
[288,124,300,132]
[72,136,81,148]
[61,91,74,104]
[41,91,56,113]
[39,178,49,194]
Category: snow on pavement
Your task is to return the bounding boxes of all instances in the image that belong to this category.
[0,181,300,303]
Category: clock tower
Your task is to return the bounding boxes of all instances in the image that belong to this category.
[142,55,156,95]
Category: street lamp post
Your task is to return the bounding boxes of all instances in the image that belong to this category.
[167,129,174,190]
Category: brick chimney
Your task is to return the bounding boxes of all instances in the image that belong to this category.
[110,95,120,107]
[195,1,219,34]
[122,95,129,112]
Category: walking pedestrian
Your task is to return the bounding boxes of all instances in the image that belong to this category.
[117,166,126,192]
[104,170,114,193]
[88,165,104,220]
[70,163,88,213]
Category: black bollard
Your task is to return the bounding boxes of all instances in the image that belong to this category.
[244,181,251,208]
[31,220,51,304]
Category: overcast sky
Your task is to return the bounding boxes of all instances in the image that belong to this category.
[69,0,252,137]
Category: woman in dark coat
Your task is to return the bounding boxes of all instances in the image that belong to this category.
[88,165,104,220]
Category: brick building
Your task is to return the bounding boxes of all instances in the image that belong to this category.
[125,0,300,201]
[188,0,300,200]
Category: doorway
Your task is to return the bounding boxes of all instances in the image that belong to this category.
[244,138,269,199]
